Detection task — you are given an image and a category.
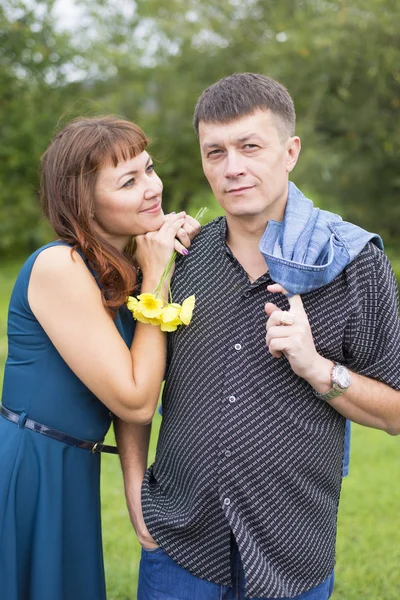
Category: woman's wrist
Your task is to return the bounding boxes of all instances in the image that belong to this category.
[140,276,161,293]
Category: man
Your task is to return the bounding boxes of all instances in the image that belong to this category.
[115,73,400,600]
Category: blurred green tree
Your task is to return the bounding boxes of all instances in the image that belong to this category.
[1,0,399,253]
[0,0,84,255]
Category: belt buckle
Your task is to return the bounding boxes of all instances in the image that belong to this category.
[91,442,100,454]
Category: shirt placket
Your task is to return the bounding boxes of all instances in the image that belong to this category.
[216,278,262,521]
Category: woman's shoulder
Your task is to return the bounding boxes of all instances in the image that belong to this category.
[29,241,84,276]
[11,242,88,311]
[20,241,75,274]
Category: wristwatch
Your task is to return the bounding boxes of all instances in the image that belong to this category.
[314,363,352,402]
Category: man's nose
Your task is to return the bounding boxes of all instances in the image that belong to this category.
[224,151,246,178]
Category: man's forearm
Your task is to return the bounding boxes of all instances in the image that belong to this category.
[307,356,400,435]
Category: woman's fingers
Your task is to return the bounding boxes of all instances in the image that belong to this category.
[182,215,201,241]
[174,239,189,256]
[156,213,187,243]
[175,227,191,251]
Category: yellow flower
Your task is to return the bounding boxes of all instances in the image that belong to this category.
[135,313,163,326]
[136,293,164,319]
[126,296,139,315]
[161,318,183,332]
[180,295,195,325]
[161,303,181,323]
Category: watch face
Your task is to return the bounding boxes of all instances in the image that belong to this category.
[333,365,352,389]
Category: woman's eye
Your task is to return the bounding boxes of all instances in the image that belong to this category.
[146,163,155,173]
[122,178,135,188]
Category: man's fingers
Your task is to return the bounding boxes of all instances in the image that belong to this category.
[265,305,296,330]
[287,294,304,313]
[267,337,290,356]
[265,332,284,358]
[267,283,288,294]
[266,325,296,342]
[267,284,305,314]
[264,302,281,317]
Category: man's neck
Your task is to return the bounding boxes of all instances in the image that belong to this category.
[225,215,270,282]
[225,213,267,249]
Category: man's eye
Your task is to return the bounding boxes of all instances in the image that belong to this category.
[122,178,135,188]
[243,144,258,150]
[207,149,223,158]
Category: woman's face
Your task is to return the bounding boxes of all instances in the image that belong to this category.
[93,151,164,249]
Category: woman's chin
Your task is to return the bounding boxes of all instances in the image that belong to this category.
[135,211,165,234]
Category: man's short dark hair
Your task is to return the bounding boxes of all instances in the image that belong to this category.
[193,73,296,139]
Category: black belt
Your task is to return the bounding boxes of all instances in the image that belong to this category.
[0,405,118,454]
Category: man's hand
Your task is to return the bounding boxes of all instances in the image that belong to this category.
[265,283,331,388]
[125,485,158,550]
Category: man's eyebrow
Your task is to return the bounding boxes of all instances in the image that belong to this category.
[237,133,264,143]
[116,155,152,183]
[201,142,221,152]
[202,133,264,151]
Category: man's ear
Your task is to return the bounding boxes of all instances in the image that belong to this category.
[286,136,301,173]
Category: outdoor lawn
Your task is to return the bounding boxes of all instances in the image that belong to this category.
[1,260,399,599]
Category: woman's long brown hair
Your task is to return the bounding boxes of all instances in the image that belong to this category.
[40,116,149,315]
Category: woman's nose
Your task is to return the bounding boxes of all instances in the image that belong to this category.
[144,179,163,199]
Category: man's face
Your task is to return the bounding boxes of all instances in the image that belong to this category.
[198,110,300,223]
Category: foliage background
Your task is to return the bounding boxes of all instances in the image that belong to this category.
[1,0,400,257]
[1,0,400,598]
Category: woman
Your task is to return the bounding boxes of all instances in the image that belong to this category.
[0,116,199,600]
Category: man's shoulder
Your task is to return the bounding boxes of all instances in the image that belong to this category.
[198,215,224,236]
[347,241,389,276]
[343,241,398,297]
[172,216,225,285]
[190,216,225,252]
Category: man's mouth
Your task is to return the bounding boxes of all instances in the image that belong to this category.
[226,186,255,194]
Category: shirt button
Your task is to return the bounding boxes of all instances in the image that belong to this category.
[234,343,242,351]
[228,395,236,403]
[224,498,231,506]
[225,450,232,458]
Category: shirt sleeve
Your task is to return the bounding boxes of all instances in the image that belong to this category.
[343,246,400,390]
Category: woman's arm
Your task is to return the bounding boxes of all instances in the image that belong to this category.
[28,215,186,424]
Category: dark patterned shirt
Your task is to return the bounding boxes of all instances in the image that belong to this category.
[142,217,400,598]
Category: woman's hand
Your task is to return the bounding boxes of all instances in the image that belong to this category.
[135,212,186,288]
[173,214,201,256]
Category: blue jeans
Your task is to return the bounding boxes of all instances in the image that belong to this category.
[137,541,334,600]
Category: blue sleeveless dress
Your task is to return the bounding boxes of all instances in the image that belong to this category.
[0,242,135,600]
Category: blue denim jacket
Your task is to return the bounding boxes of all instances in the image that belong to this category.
[259,182,383,297]
[259,182,383,477]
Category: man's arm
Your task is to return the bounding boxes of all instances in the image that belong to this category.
[265,285,400,435]
[114,418,158,548]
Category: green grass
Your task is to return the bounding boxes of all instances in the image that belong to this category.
[1,260,400,599]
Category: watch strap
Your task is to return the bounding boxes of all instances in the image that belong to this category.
[313,362,351,402]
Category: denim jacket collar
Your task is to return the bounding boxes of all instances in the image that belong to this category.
[259,182,383,296]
